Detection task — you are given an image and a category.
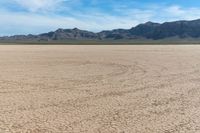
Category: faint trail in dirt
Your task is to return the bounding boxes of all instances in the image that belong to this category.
[1,45,200,132]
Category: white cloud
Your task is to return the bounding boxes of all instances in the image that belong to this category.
[166,6,185,16]
[1,2,200,35]
[0,9,143,36]
[12,0,69,12]
[164,6,200,20]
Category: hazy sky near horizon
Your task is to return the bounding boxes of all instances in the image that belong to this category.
[1,0,200,35]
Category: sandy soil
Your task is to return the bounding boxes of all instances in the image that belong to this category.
[1,45,200,133]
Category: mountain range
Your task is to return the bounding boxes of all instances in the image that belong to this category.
[2,19,200,42]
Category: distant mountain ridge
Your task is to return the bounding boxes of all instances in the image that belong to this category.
[2,19,200,41]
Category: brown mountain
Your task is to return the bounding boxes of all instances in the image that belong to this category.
[2,19,200,41]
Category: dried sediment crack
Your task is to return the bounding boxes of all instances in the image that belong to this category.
[0,45,200,132]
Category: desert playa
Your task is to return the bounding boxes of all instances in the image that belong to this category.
[0,45,200,133]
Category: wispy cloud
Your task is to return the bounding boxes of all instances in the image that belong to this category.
[164,6,200,20]
[0,10,143,35]
[1,0,200,35]
[12,0,69,12]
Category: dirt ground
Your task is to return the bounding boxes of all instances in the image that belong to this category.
[1,45,200,133]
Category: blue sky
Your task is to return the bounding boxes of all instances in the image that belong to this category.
[1,0,200,35]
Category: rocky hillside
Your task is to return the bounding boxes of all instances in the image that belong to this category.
[2,19,200,41]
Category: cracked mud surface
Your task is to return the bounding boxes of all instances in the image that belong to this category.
[0,45,200,133]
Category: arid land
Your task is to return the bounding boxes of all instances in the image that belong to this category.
[0,45,200,133]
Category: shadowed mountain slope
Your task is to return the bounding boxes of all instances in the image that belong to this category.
[2,19,200,41]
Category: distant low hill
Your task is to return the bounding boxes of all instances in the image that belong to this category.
[2,19,200,42]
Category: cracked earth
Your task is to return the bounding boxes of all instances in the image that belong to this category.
[0,45,200,133]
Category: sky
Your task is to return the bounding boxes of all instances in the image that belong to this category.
[1,0,200,35]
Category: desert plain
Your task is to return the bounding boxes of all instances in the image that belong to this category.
[0,45,200,133]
